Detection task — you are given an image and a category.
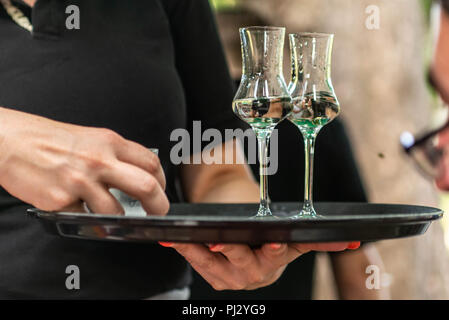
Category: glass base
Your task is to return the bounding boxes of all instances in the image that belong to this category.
[252,205,276,219]
[289,203,323,219]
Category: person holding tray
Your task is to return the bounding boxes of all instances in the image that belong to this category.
[0,0,358,299]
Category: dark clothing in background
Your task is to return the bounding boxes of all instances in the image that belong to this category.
[442,0,449,14]
[0,0,238,298]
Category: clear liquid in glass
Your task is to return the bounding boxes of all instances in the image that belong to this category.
[233,96,292,129]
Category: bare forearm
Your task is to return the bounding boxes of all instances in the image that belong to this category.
[181,139,259,203]
[330,244,390,300]
[195,171,259,203]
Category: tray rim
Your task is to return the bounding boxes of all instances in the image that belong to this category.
[27,202,444,227]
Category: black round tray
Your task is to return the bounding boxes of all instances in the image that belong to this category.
[27,202,443,244]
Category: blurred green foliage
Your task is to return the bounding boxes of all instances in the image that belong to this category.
[209,0,240,12]
[421,0,434,23]
[211,0,435,17]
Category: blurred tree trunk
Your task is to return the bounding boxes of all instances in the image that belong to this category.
[215,0,449,299]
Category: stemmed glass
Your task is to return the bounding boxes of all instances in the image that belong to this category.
[287,33,340,218]
[232,26,292,217]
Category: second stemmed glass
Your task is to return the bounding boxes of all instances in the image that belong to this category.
[288,33,340,218]
[233,27,292,218]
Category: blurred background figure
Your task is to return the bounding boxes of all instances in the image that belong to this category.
[431,0,449,189]
[192,0,449,299]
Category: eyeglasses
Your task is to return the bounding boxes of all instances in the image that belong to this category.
[400,70,448,179]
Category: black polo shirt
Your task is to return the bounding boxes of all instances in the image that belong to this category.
[0,0,238,298]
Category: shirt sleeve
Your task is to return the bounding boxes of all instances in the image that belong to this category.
[161,0,244,139]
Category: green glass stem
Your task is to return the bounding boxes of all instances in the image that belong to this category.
[254,129,272,217]
[299,128,320,217]
[303,135,316,215]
